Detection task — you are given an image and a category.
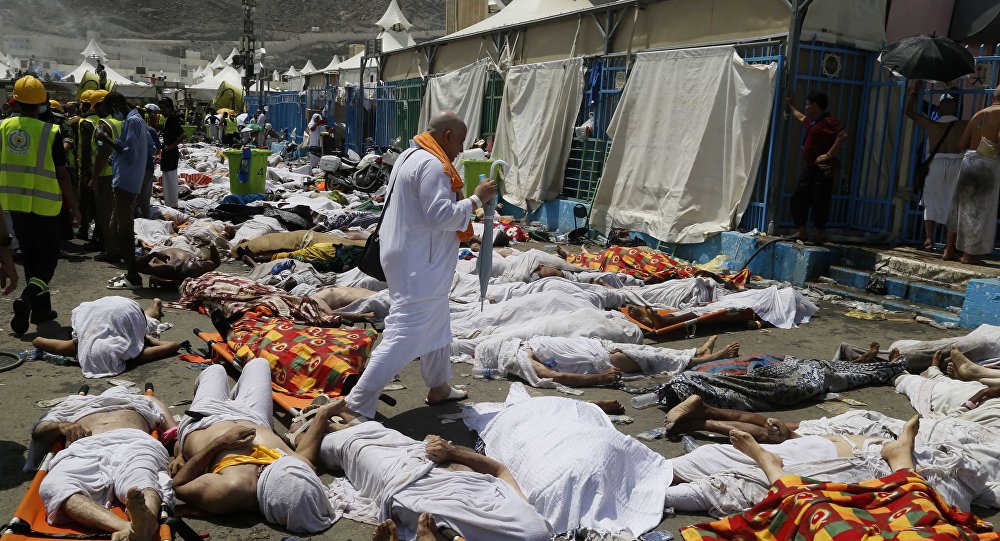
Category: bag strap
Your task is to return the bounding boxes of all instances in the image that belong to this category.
[371,148,422,235]
[927,121,957,163]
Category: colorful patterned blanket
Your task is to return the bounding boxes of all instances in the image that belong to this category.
[228,311,377,398]
[564,246,749,287]
[171,271,337,324]
[681,470,998,541]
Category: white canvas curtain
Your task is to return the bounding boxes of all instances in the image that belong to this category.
[418,59,490,149]
[493,57,584,210]
[590,46,777,244]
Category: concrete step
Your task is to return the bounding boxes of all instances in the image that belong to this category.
[809,282,961,326]
[825,265,965,311]
[838,246,1000,289]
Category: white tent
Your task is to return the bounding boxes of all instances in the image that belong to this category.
[208,54,226,71]
[376,0,413,31]
[62,58,144,85]
[300,60,318,75]
[489,0,507,11]
[190,65,242,90]
[272,70,281,81]
[447,0,593,39]
[0,60,13,79]
[320,55,342,73]
[377,0,416,52]
[284,65,300,78]
[224,47,240,65]
[80,39,108,60]
[333,51,379,86]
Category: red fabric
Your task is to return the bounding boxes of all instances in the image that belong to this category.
[801,114,844,165]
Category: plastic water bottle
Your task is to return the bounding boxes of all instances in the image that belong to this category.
[471,367,497,380]
[631,392,660,410]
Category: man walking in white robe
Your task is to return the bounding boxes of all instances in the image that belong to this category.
[345,112,498,420]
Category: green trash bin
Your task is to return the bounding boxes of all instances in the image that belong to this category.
[223,149,272,195]
[462,159,495,197]
[182,124,196,138]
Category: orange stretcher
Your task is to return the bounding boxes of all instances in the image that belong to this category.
[621,306,757,339]
[191,329,395,417]
[1,384,173,541]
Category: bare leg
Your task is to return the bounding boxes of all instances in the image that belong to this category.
[32,337,78,357]
[372,519,399,541]
[942,231,957,261]
[730,429,787,484]
[143,298,163,320]
[665,395,796,442]
[946,346,1000,381]
[695,336,718,356]
[930,349,945,370]
[880,415,919,472]
[134,337,181,363]
[922,221,936,251]
[532,360,621,387]
[689,342,741,365]
[63,494,130,535]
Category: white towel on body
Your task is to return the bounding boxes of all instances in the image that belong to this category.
[71,296,152,378]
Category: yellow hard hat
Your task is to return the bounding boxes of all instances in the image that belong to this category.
[89,90,109,106]
[80,89,94,103]
[13,75,47,105]
[49,99,62,111]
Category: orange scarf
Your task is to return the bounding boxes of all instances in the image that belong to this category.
[414,132,475,242]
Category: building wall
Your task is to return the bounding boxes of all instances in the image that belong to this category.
[885,0,955,42]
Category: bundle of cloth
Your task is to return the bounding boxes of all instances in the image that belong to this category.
[71,296,167,378]
[563,245,752,287]
[172,271,339,324]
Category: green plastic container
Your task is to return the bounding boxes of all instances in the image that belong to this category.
[182,124,196,138]
[223,149,272,195]
[462,159,494,197]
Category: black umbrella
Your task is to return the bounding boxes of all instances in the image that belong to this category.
[879,35,976,83]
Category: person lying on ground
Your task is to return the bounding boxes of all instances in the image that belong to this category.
[28,386,176,541]
[473,334,739,388]
[679,418,999,541]
[896,347,1000,431]
[833,325,1000,372]
[372,513,448,541]
[171,358,337,533]
[32,297,181,378]
[288,401,554,541]
[136,244,221,283]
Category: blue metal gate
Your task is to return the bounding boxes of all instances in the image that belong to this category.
[265,92,304,142]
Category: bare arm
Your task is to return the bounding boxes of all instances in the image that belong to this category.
[826,132,848,156]
[905,81,935,130]
[173,426,253,487]
[785,97,806,123]
[293,400,347,467]
[425,435,527,501]
[32,421,90,447]
[959,117,974,149]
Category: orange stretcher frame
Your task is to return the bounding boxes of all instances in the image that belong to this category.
[1,385,172,541]
[621,306,757,338]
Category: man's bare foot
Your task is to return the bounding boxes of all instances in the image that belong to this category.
[146,298,164,320]
[556,246,570,259]
[730,429,786,483]
[930,349,944,369]
[372,519,399,541]
[415,513,439,541]
[591,399,626,415]
[853,342,881,363]
[695,336,718,357]
[113,488,157,541]
[765,418,794,443]
[946,346,985,381]
[598,367,622,385]
[942,247,957,261]
[881,415,919,472]
[888,348,902,363]
[664,395,705,434]
[692,342,740,364]
[960,254,987,266]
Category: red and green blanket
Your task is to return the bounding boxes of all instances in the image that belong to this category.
[565,245,750,287]
[681,470,998,541]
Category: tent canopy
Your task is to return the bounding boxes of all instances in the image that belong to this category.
[335,51,365,71]
[376,0,413,31]
[224,47,240,65]
[321,55,342,73]
[80,39,108,60]
[208,54,226,71]
[62,58,144,85]
[190,65,242,90]
[284,64,300,77]
[446,0,594,39]
[300,60,318,75]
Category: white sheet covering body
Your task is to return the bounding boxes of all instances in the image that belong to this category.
[71,296,155,378]
[320,422,552,541]
[465,384,673,536]
[590,46,778,243]
[493,58,584,210]
[418,60,489,150]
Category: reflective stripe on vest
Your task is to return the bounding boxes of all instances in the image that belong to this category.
[0,117,62,216]
[94,117,122,177]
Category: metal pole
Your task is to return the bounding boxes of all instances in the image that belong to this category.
[258,0,266,116]
[766,0,813,235]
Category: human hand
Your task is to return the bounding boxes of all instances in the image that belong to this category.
[0,248,17,295]
[967,388,1000,408]
[315,399,347,421]
[70,207,82,228]
[220,426,256,449]
[424,435,454,463]
[169,455,186,476]
[60,423,91,444]
[474,179,498,204]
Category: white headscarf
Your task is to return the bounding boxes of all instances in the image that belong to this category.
[257,456,339,533]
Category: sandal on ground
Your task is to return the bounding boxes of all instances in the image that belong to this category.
[425,386,468,406]
[108,276,143,290]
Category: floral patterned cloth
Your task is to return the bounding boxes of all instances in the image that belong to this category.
[565,245,750,287]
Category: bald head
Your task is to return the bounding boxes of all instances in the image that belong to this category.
[427,111,467,161]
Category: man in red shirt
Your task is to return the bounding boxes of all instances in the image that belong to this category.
[787,91,848,244]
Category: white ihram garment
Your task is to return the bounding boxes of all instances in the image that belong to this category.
[948,149,1000,255]
[71,296,159,378]
[346,149,475,418]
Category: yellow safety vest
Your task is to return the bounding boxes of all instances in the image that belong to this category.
[92,117,122,177]
[0,116,62,217]
[226,118,239,135]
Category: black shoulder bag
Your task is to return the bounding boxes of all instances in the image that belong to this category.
[358,149,417,281]
[914,121,956,193]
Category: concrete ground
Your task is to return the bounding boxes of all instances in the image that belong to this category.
[0,242,994,541]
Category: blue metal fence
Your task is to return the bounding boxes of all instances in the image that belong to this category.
[265,91,304,142]
[737,42,785,233]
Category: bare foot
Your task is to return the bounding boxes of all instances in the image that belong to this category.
[881,415,919,471]
[765,418,794,443]
[942,247,957,261]
[664,395,705,434]
[598,367,622,385]
[946,346,985,381]
[372,519,399,541]
[415,513,439,541]
[147,298,163,320]
[693,342,740,364]
[960,254,987,266]
[123,488,157,541]
[695,336,718,356]
[556,246,570,259]
[853,342,881,363]
[730,429,786,483]
[930,349,944,369]
[888,349,902,363]
[591,399,626,415]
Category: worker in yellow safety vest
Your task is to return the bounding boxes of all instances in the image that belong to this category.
[223,112,239,147]
[0,76,81,335]
[76,89,102,244]
[88,90,124,262]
